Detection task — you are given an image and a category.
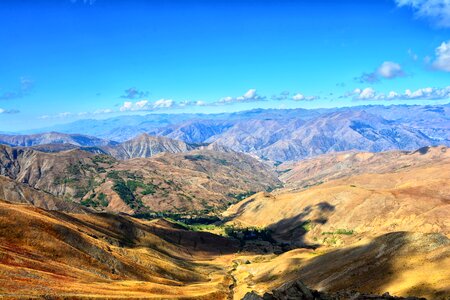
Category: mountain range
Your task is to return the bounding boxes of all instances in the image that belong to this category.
[3,103,448,162]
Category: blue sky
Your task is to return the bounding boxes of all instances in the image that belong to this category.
[0,0,449,131]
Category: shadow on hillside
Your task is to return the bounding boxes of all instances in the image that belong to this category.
[48,210,240,258]
[47,199,336,257]
[220,196,258,222]
[255,231,448,299]
[267,201,335,249]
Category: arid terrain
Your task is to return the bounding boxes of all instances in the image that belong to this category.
[0,144,448,299]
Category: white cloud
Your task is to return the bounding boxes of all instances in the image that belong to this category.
[387,91,399,99]
[396,0,450,28]
[348,86,450,100]
[355,61,404,83]
[153,99,174,108]
[377,61,404,78]
[179,100,207,107]
[57,112,72,118]
[217,89,265,104]
[291,93,318,101]
[120,101,133,112]
[292,93,305,101]
[358,88,377,99]
[119,99,174,111]
[0,108,4,114]
[93,108,113,114]
[432,40,450,71]
[243,89,257,99]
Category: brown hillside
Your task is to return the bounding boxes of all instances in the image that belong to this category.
[0,200,238,299]
[0,144,280,214]
[277,145,449,192]
[225,159,450,245]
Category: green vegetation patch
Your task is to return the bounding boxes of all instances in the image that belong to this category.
[184,154,207,161]
[322,229,354,235]
[228,191,256,202]
[92,155,116,165]
[301,220,314,232]
[80,192,109,208]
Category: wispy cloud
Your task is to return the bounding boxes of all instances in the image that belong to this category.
[39,109,114,119]
[355,61,405,83]
[120,87,149,100]
[395,0,450,28]
[0,77,34,100]
[347,86,450,101]
[271,91,290,100]
[0,108,19,114]
[119,99,174,112]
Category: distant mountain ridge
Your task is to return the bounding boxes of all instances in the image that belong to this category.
[6,103,450,161]
[0,132,117,147]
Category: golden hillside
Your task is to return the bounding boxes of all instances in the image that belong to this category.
[0,200,238,299]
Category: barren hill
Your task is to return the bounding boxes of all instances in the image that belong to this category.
[0,200,237,299]
[222,147,450,299]
[0,144,280,214]
[224,149,450,245]
[277,145,450,192]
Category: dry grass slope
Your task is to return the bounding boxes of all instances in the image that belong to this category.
[0,200,239,299]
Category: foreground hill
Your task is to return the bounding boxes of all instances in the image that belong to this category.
[223,147,450,299]
[236,232,449,300]
[1,200,439,299]
[0,200,237,299]
[0,144,280,214]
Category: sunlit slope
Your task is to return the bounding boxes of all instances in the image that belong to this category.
[0,200,237,299]
[225,158,450,245]
[232,232,450,300]
[278,145,450,192]
[224,147,450,299]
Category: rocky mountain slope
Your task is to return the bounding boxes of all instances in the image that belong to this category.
[102,133,197,160]
[0,175,87,213]
[210,110,441,161]
[0,144,280,214]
